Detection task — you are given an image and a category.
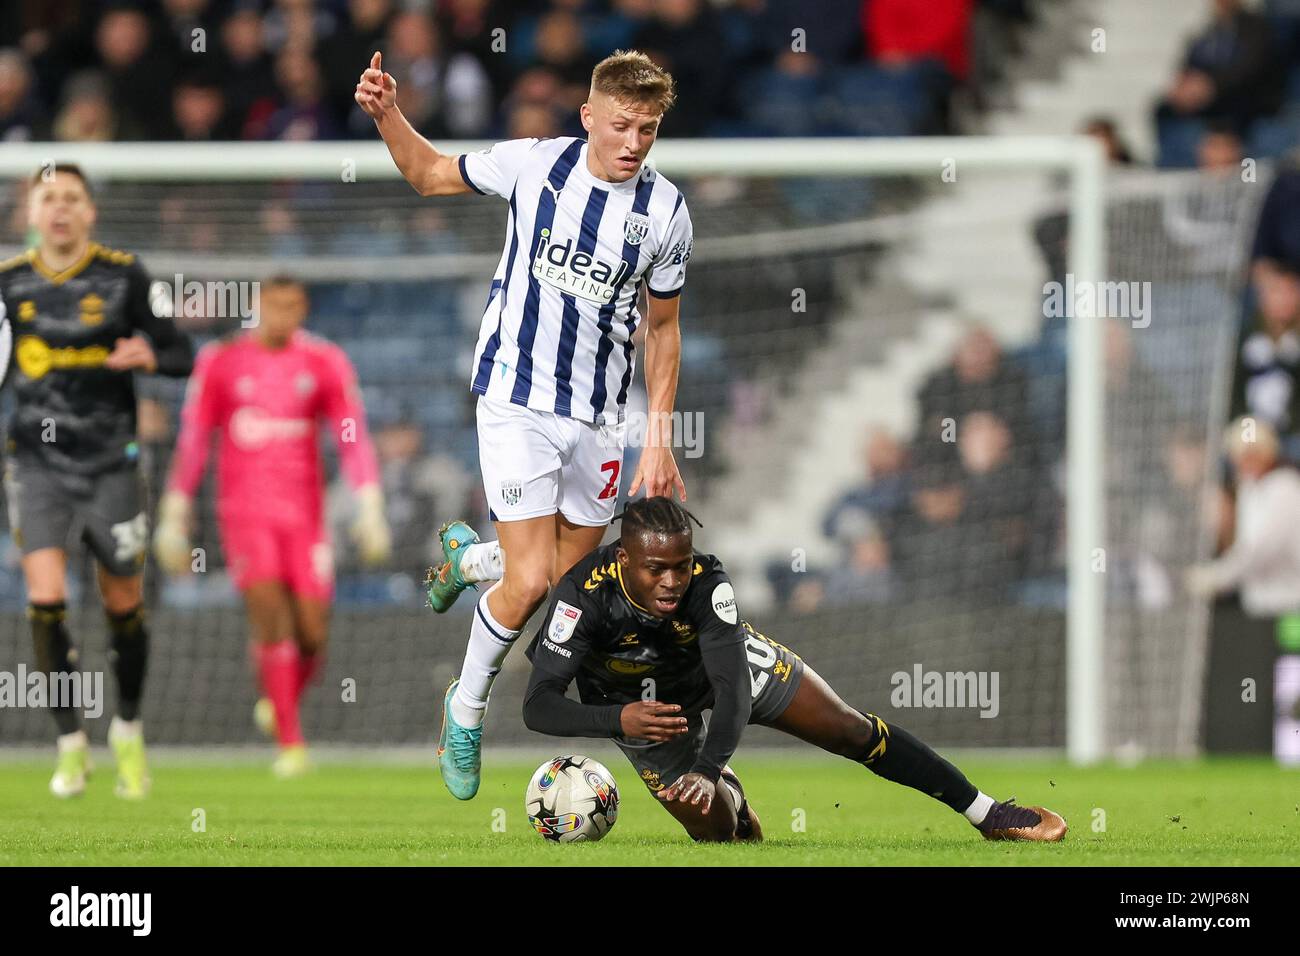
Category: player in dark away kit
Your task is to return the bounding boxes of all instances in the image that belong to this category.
[0,164,194,798]
[522,496,1067,843]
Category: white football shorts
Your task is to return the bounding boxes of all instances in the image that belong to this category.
[475,395,627,527]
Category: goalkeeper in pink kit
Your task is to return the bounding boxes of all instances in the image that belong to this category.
[153,276,391,776]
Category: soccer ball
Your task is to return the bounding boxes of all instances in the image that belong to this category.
[525,755,620,843]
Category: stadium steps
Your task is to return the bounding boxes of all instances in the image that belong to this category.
[702,0,1198,607]
[709,301,972,608]
[718,170,1058,519]
[704,279,920,522]
[896,175,1050,345]
[984,0,1207,161]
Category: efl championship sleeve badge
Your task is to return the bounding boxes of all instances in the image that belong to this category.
[549,600,582,643]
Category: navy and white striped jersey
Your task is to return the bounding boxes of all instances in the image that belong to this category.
[459,136,693,424]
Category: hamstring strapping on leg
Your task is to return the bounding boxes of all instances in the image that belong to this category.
[106,605,149,722]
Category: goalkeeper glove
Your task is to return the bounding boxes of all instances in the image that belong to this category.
[153,491,193,575]
[351,484,392,567]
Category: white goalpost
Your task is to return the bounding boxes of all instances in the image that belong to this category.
[0,137,1109,760]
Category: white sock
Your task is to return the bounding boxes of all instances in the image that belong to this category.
[56,729,88,753]
[963,791,996,826]
[452,586,519,728]
[109,716,143,741]
[460,541,504,583]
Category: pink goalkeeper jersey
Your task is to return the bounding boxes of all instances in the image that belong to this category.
[167,329,379,525]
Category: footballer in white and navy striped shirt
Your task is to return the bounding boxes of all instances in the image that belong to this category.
[357,48,692,799]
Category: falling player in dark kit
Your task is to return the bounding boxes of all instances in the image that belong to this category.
[519,496,1067,843]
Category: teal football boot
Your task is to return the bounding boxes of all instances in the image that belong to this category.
[424,520,480,613]
[437,678,483,800]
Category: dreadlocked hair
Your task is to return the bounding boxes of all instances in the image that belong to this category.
[614,496,702,540]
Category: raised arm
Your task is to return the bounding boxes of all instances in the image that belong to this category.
[354,51,471,197]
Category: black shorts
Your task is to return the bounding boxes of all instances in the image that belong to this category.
[615,622,804,793]
[4,457,148,577]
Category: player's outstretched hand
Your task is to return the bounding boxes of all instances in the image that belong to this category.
[620,700,689,742]
[656,772,716,814]
[105,335,157,373]
[628,445,686,502]
[355,51,397,119]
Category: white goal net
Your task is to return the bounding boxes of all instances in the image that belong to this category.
[0,139,1254,760]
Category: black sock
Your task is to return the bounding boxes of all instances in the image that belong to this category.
[106,605,148,722]
[29,602,81,736]
[855,712,978,813]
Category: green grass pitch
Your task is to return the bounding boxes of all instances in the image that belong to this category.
[1,753,1296,866]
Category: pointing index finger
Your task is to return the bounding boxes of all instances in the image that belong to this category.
[370,51,382,72]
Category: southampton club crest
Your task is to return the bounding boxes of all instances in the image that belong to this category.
[623,211,650,246]
[500,479,522,507]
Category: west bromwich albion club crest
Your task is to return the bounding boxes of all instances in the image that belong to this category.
[624,212,650,246]
[500,479,522,507]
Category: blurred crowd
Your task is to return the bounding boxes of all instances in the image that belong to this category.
[773,324,1063,612]
[782,0,1300,615]
[4,0,1296,620]
[1156,0,1300,166]
[0,0,1035,145]
[786,166,1300,616]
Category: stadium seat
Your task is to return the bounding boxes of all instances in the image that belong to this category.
[1248,112,1300,159]
[702,118,767,138]
[827,64,936,137]
[743,68,827,137]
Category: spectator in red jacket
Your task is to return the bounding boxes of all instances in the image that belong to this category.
[863,0,973,82]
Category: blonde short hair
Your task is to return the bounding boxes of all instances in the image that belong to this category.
[590,50,676,116]
[1224,416,1280,462]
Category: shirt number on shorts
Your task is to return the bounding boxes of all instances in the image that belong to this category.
[745,634,777,699]
[110,513,148,564]
[598,460,620,499]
